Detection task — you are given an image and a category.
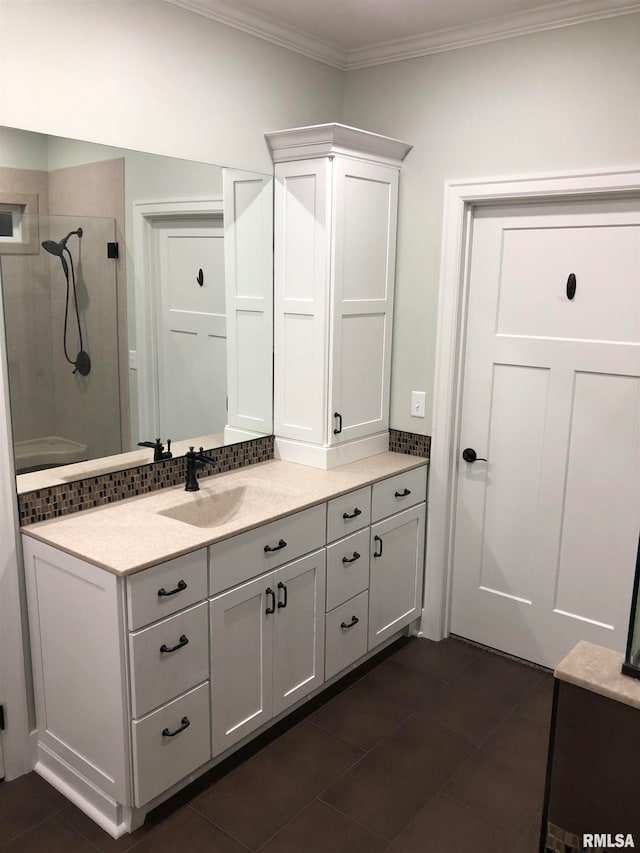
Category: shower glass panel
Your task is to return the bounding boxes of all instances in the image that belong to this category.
[0,213,119,474]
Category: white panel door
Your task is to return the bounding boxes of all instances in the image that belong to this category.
[329,159,398,444]
[156,217,226,442]
[272,550,326,716]
[451,199,640,668]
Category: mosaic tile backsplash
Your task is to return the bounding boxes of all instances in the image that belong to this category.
[18,431,430,526]
[18,436,274,526]
[389,429,430,458]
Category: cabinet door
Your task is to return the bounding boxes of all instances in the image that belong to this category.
[274,158,331,445]
[210,574,274,756]
[272,550,326,716]
[329,158,398,445]
[369,504,425,648]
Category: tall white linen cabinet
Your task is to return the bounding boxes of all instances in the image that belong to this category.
[266,124,413,469]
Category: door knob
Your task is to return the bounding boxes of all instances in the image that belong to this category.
[462,447,487,463]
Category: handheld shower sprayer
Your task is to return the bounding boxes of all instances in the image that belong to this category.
[41,227,91,376]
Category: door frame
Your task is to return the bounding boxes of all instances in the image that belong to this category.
[422,166,640,642]
[132,198,223,441]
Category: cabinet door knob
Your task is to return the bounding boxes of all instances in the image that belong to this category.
[157,579,187,597]
[162,716,190,737]
[333,412,343,435]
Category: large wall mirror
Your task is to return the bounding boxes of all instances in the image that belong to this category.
[0,127,273,494]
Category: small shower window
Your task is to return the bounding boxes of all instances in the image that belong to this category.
[0,209,14,238]
[0,193,38,254]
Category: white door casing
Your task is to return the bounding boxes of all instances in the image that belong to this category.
[450,199,640,667]
[424,168,640,652]
[133,199,224,444]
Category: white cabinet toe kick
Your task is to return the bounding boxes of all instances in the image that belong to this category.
[21,465,426,838]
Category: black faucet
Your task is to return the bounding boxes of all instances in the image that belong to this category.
[185,447,217,491]
[138,438,172,462]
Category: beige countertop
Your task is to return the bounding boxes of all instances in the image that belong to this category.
[554,640,640,711]
[22,453,427,576]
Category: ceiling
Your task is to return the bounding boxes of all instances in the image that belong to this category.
[166,0,640,69]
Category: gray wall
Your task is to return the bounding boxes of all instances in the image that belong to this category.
[1,3,639,435]
[0,0,344,174]
[342,13,640,431]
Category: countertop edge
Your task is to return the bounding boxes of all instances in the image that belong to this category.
[21,454,428,576]
[554,640,640,712]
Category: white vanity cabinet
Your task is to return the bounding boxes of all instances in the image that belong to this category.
[323,466,427,679]
[208,503,326,756]
[267,124,412,469]
[369,468,427,647]
[210,548,326,756]
[21,540,211,833]
[20,459,427,839]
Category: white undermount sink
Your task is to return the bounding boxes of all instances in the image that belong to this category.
[157,483,288,528]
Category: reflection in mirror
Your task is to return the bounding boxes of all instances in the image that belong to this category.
[0,128,273,494]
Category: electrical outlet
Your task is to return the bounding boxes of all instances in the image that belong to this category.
[411,391,426,418]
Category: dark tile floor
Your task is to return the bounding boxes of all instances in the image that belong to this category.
[0,637,553,852]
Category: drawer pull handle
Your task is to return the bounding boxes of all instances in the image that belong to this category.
[264,539,287,553]
[341,615,359,630]
[342,508,362,520]
[160,634,189,654]
[277,581,288,609]
[157,579,187,597]
[333,411,343,435]
[395,488,411,498]
[373,535,383,558]
[265,587,276,614]
[162,716,190,738]
[342,551,360,564]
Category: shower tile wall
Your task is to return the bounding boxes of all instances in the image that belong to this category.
[0,165,55,445]
[47,158,126,461]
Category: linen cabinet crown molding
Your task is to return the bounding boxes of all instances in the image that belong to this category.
[269,123,412,470]
[265,122,413,167]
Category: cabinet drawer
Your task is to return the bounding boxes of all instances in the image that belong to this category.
[209,503,326,595]
[371,466,427,522]
[126,549,208,631]
[132,682,210,807]
[326,529,370,612]
[129,602,209,719]
[325,591,369,681]
[326,486,371,543]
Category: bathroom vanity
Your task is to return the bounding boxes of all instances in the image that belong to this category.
[21,454,427,838]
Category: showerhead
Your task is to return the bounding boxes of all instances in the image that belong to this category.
[41,239,64,257]
[41,227,83,258]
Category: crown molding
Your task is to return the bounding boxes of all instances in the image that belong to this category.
[345,0,640,69]
[265,123,413,166]
[165,0,640,71]
[164,0,347,69]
